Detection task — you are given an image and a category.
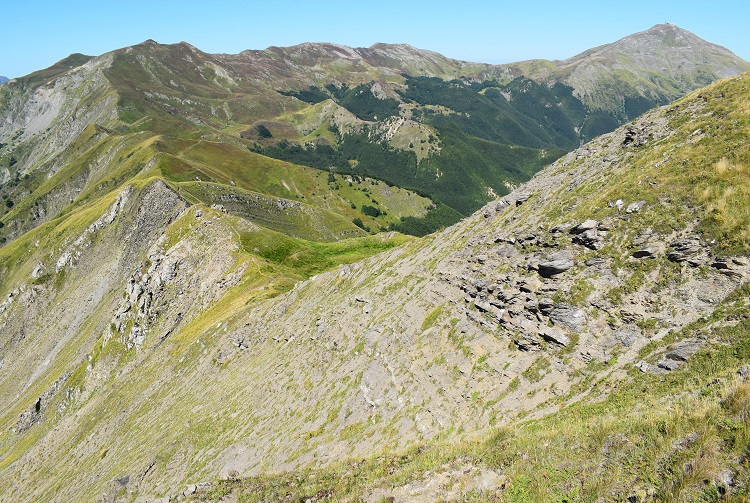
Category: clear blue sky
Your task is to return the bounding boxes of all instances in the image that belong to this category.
[2,0,749,79]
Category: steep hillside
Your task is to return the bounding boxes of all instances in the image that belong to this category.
[1,65,749,503]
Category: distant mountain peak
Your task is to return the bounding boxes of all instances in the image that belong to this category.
[649,22,686,31]
[367,42,446,60]
[0,76,8,84]
[369,42,422,52]
[555,24,750,113]
[645,22,708,37]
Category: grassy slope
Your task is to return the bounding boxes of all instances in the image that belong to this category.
[194,287,750,502]
[183,73,750,503]
[538,74,750,255]
[0,187,413,500]
[154,137,431,237]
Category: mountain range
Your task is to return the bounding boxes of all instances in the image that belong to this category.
[0,24,749,502]
[1,24,748,244]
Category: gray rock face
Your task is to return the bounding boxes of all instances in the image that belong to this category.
[540,326,571,347]
[636,360,662,374]
[513,331,543,351]
[570,220,604,249]
[572,229,603,250]
[537,250,574,277]
[549,304,586,333]
[658,359,682,371]
[652,339,703,371]
[614,326,642,347]
[626,200,646,214]
[16,372,71,434]
[570,219,598,234]
[622,127,650,147]
[665,342,701,362]
[538,297,555,316]
[515,193,531,206]
[668,238,706,264]
[632,247,657,259]
[711,257,747,279]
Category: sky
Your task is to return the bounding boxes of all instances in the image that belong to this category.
[2,0,749,79]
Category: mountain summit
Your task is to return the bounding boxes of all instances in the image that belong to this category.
[554,23,750,113]
[571,23,744,69]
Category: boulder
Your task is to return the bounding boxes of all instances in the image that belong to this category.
[658,359,682,371]
[550,304,586,332]
[570,219,598,234]
[635,360,662,374]
[538,297,555,316]
[614,326,641,347]
[31,263,45,279]
[549,224,570,234]
[626,200,646,214]
[632,247,657,259]
[525,297,539,313]
[537,250,574,277]
[572,229,603,250]
[608,199,624,211]
[513,332,542,351]
[664,340,702,362]
[540,326,571,347]
[494,199,511,212]
[656,339,702,371]
[474,298,498,315]
[518,276,543,293]
[622,126,650,147]
[495,244,521,260]
[711,258,745,279]
[496,286,521,302]
[525,256,540,272]
[668,238,704,263]
[515,193,531,206]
